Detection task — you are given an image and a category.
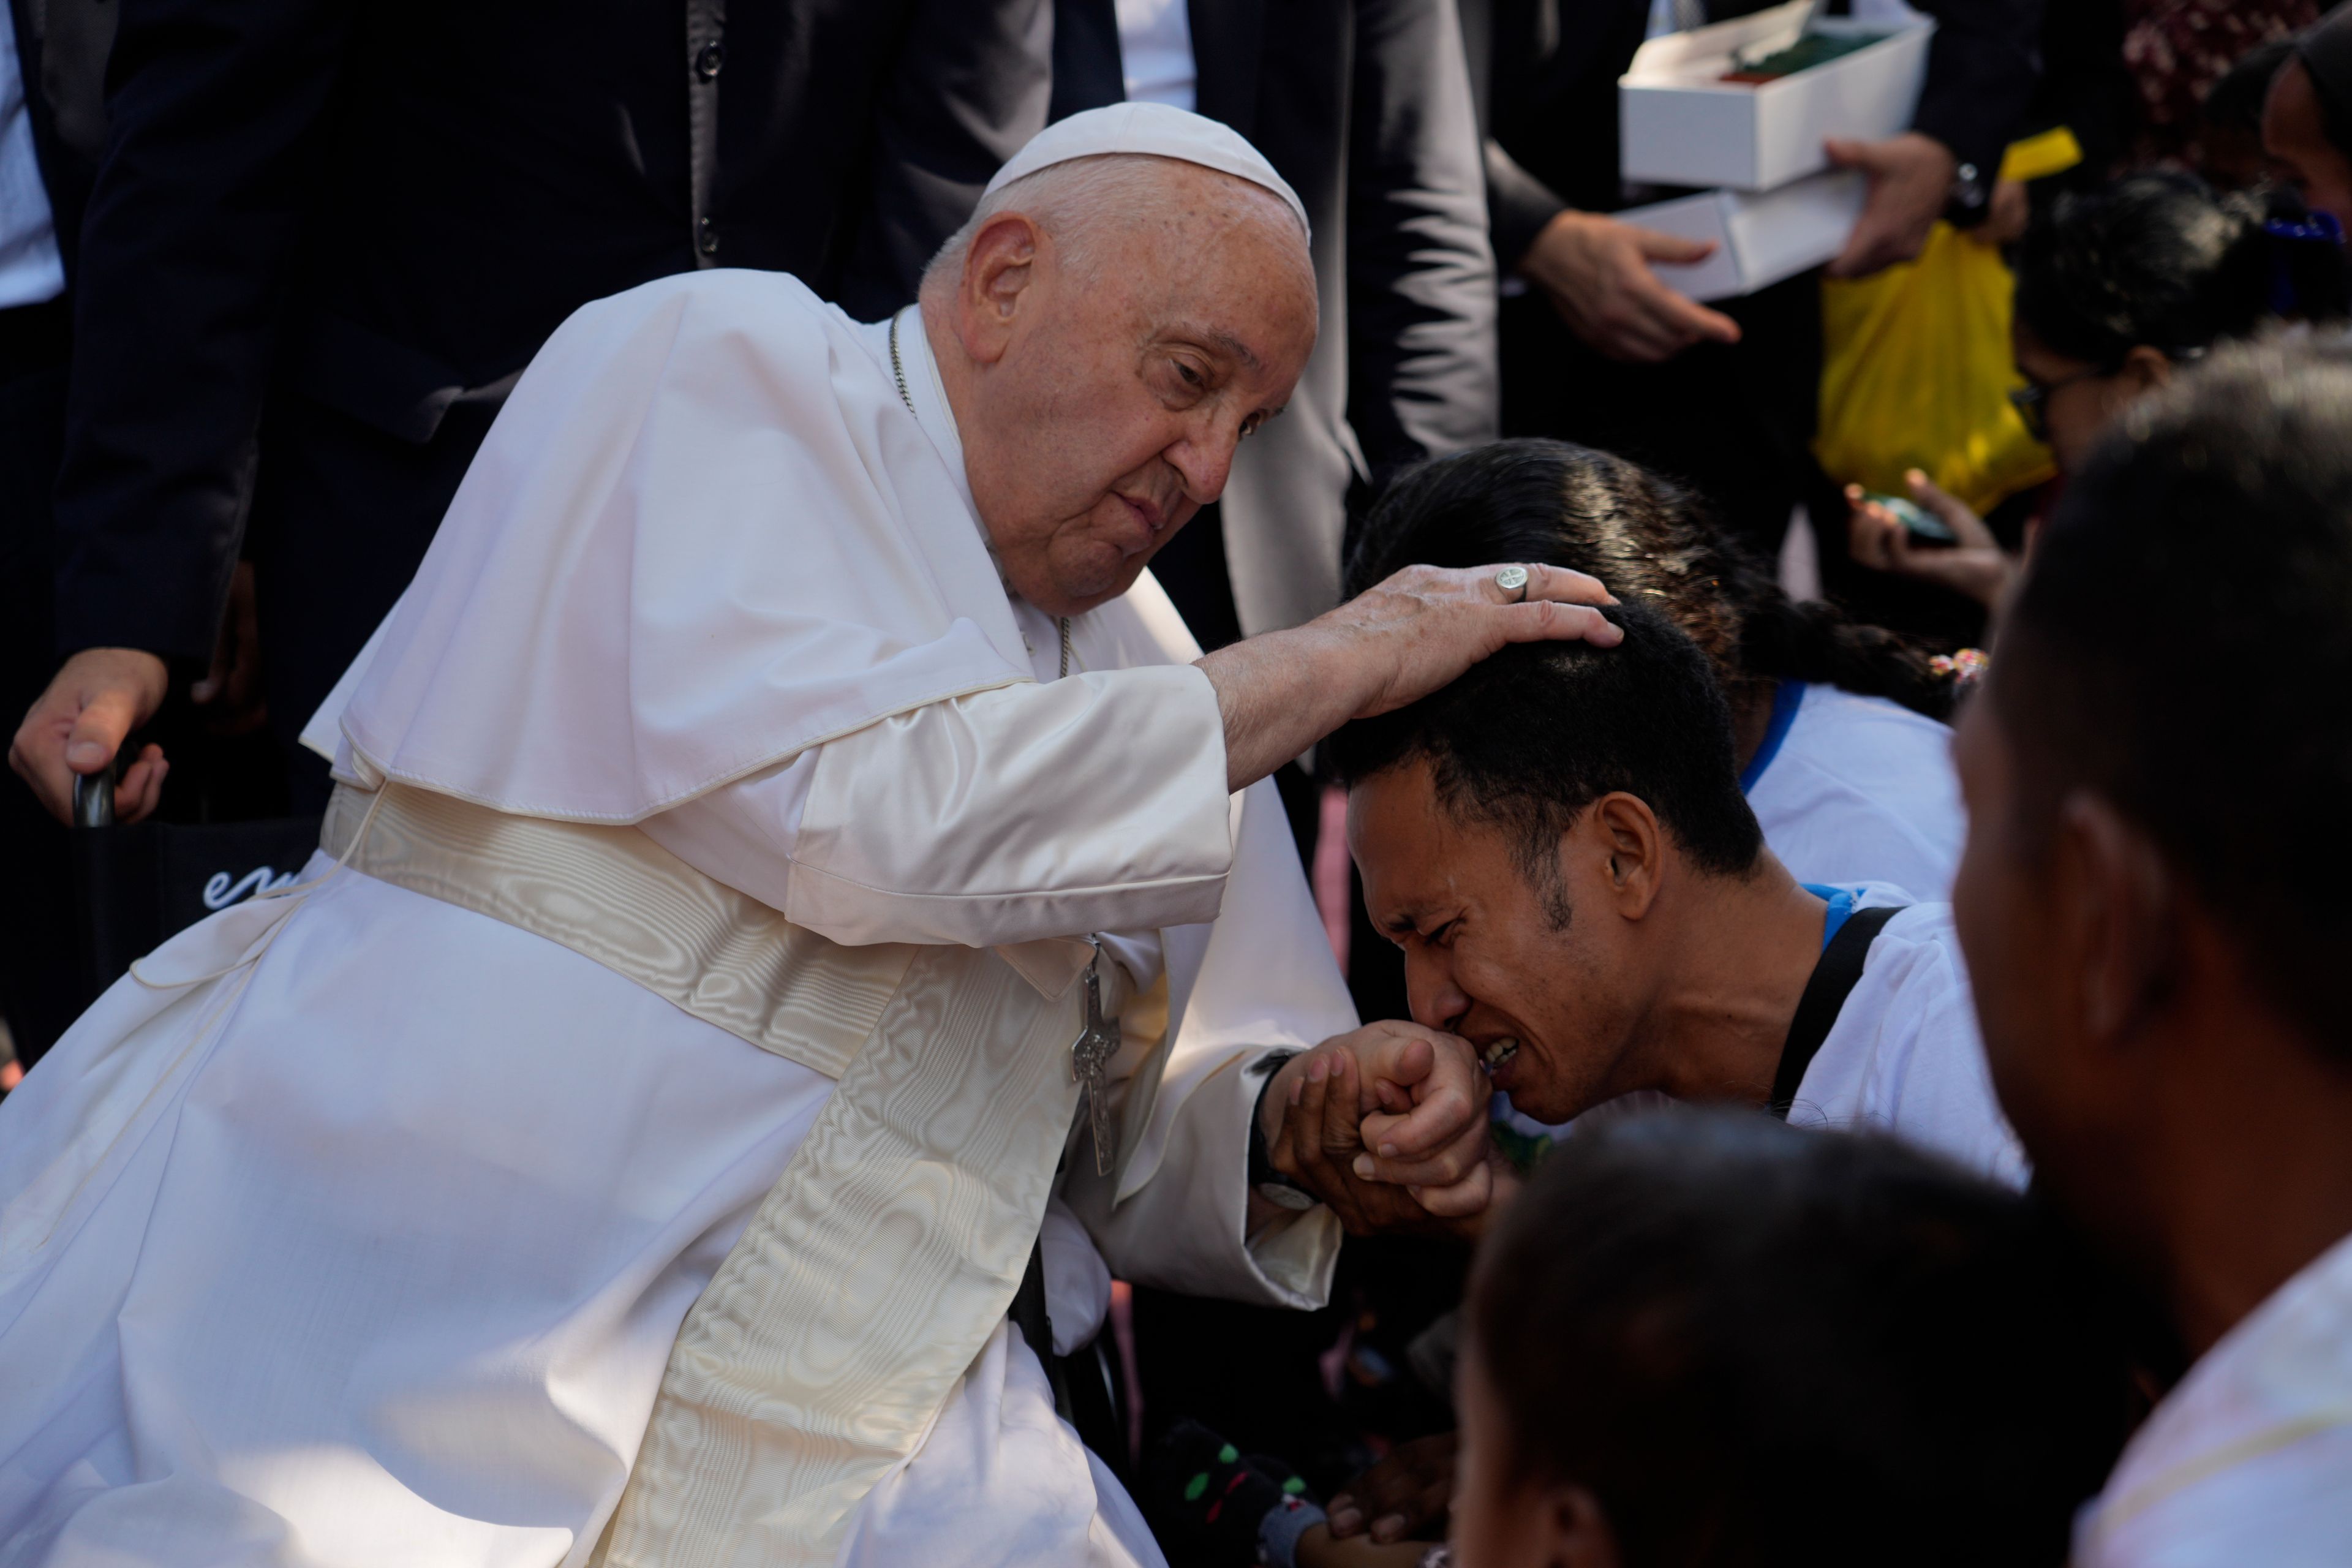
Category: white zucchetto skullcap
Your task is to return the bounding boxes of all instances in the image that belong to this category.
[982,102,1311,246]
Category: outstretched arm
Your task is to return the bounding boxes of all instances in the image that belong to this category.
[645,565,1618,947]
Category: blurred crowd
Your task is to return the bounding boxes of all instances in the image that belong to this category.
[6,0,2352,1565]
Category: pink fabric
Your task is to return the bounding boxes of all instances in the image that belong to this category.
[1313,783,1353,971]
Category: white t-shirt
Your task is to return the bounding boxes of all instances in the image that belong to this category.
[2075,1229,2352,1567]
[1503,890,2024,1192]
[1786,895,2027,1189]
[1744,681,1964,900]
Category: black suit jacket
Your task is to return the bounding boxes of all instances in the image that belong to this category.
[53,0,1052,684]
[1466,0,2049,272]
[1057,0,1498,636]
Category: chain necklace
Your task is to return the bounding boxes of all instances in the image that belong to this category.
[891,312,1069,679]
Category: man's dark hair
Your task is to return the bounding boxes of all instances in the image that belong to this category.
[1348,440,1956,721]
[1324,601,1765,914]
[1470,1109,2134,1568]
[2013,172,2351,369]
[1999,335,2352,1060]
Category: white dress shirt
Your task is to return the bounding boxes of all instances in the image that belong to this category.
[1116,0,1197,112]
[0,16,64,311]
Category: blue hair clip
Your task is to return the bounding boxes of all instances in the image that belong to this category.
[2264,211,2346,246]
[2264,211,2345,317]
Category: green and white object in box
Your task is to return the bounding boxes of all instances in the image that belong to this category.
[1619,0,1934,193]
[1620,168,1868,303]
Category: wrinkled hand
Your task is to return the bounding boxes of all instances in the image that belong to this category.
[1262,1022,1495,1236]
[10,647,171,823]
[1329,1431,1459,1544]
[1202,564,1620,791]
[1329,564,1620,725]
[1825,132,1957,279]
[1520,209,1742,363]
[1845,470,2014,610]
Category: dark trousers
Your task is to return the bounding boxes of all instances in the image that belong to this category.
[1,301,80,1068]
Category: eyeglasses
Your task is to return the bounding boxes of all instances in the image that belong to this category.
[2007,345,2205,442]
[2007,368,2104,442]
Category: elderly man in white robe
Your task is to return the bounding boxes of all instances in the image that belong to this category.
[0,105,1618,1567]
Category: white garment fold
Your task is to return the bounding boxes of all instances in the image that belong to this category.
[0,862,834,1567]
[835,1323,1159,1568]
[644,665,1232,950]
[2075,1229,2352,1567]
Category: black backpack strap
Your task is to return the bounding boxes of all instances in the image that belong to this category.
[1769,904,1909,1120]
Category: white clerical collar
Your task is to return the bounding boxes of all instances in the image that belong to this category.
[876,303,1064,676]
[888,304,978,519]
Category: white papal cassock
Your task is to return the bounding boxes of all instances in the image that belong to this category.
[0,271,1356,1567]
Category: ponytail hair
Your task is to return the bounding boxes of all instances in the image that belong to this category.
[1347,440,1958,722]
[2013,172,2352,369]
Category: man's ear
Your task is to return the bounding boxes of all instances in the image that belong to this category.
[2054,788,2177,1049]
[952,213,1044,366]
[1583,793,1664,921]
[1539,1482,1625,1568]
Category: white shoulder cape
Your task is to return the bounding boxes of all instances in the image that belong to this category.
[341,270,1035,823]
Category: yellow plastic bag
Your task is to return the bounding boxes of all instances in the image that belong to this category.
[1814,221,2055,516]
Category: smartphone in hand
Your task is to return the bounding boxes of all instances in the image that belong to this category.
[1864,492,1957,545]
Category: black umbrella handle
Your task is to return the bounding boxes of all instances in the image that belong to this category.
[72,771,116,829]
[69,771,129,1003]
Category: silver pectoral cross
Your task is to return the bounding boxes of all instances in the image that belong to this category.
[1072,949,1121,1175]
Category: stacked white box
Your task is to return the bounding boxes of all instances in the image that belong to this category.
[1615,0,1934,298]
[1621,170,1870,303]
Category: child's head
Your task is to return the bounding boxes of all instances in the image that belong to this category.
[1455,1110,2130,1568]
[2012,171,2350,470]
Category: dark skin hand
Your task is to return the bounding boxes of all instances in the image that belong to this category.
[1268,1043,1501,1237]
[1329,1431,1459,1544]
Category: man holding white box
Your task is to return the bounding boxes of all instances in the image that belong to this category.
[1461,0,2045,556]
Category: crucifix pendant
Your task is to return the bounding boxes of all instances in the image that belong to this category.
[1071,949,1121,1175]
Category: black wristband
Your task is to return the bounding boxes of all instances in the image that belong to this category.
[1248,1051,1316,1208]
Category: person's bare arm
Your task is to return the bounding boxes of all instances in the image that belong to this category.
[1329,1431,1460,1544]
[1844,470,2015,610]
[1201,562,1618,793]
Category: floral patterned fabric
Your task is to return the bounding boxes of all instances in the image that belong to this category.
[2124,0,2318,160]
